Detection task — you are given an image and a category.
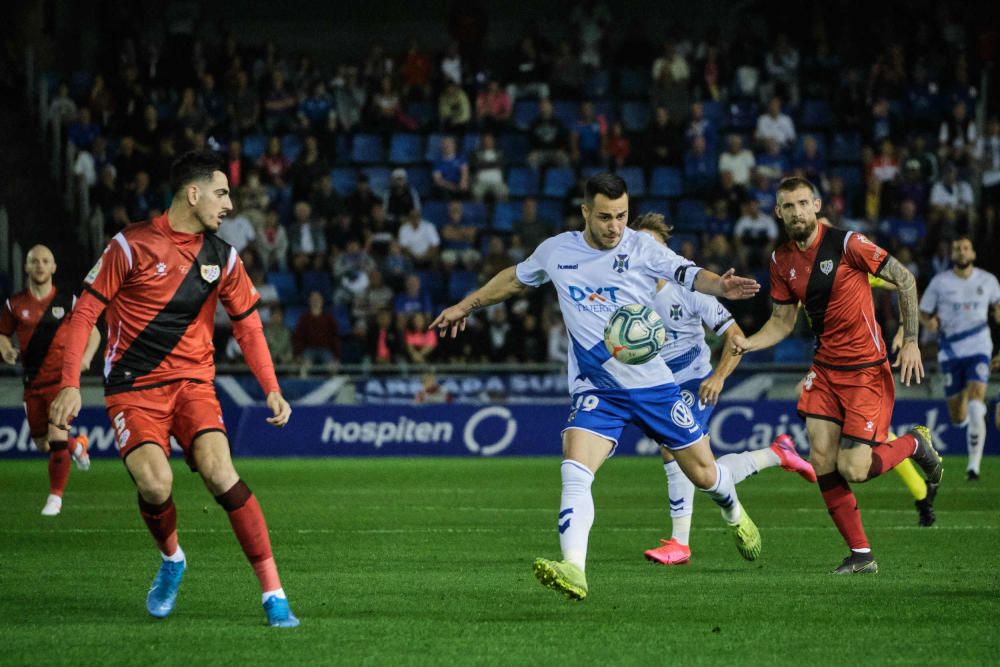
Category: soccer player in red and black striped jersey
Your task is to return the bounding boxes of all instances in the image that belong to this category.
[0,245,100,516]
[731,177,943,575]
[50,151,299,627]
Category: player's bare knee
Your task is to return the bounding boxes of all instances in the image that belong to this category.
[136,471,173,504]
[837,462,868,483]
[686,460,717,489]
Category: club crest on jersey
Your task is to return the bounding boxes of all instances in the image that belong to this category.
[200,264,221,283]
[613,254,630,273]
[670,304,682,321]
[820,259,834,275]
[51,306,65,319]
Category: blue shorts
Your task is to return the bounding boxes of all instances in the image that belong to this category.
[677,374,715,431]
[941,355,990,396]
[564,383,705,452]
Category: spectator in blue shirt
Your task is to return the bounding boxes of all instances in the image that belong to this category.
[878,199,927,253]
[570,101,607,167]
[683,134,716,196]
[393,274,433,319]
[755,137,791,180]
[299,80,334,135]
[748,169,777,211]
[792,135,827,183]
[432,136,470,199]
[67,107,100,150]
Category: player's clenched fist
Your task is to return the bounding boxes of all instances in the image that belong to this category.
[730,333,752,355]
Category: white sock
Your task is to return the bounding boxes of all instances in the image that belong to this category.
[852,547,871,554]
[717,448,780,484]
[558,460,595,572]
[967,399,986,474]
[664,460,695,545]
[45,493,62,506]
[262,588,286,604]
[163,545,185,563]
[702,461,742,524]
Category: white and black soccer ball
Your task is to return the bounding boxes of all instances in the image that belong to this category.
[603,303,666,365]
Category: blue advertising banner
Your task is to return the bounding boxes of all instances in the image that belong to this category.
[0,400,995,459]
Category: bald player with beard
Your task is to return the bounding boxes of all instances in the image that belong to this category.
[0,245,100,515]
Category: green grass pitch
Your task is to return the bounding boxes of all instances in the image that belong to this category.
[1,456,997,666]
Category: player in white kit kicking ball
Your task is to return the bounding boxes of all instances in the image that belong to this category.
[919,236,1000,480]
[629,213,817,566]
[430,174,762,600]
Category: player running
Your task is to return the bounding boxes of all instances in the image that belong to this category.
[49,151,299,627]
[732,176,942,575]
[431,174,761,600]
[0,245,100,515]
[919,236,1000,481]
[630,213,816,566]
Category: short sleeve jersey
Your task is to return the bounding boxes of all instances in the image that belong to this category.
[654,283,734,385]
[919,268,1000,362]
[0,288,76,388]
[83,213,259,394]
[516,227,700,395]
[770,224,889,369]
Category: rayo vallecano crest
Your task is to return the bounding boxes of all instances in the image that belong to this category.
[200,264,221,283]
[51,306,65,319]
[820,259,834,275]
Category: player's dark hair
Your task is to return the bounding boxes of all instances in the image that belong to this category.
[169,150,224,195]
[584,173,628,205]
[776,176,819,200]
[630,212,673,243]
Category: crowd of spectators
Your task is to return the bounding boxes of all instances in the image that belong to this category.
[47,2,999,370]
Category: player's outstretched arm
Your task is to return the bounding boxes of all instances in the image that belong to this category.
[429,266,529,338]
[731,302,798,355]
[700,323,747,405]
[879,255,923,386]
[693,268,760,300]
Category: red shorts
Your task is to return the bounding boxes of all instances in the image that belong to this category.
[23,384,60,439]
[105,380,227,469]
[797,360,895,445]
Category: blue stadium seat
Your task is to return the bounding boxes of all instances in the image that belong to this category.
[362,166,391,198]
[702,101,724,125]
[498,133,530,165]
[513,100,540,131]
[552,100,579,129]
[416,270,446,306]
[388,133,425,164]
[619,69,650,98]
[332,304,353,334]
[617,166,646,198]
[508,166,541,197]
[675,199,709,231]
[242,133,267,161]
[621,102,651,132]
[283,305,305,330]
[424,133,445,162]
[830,165,863,194]
[350,134,383,164]
[407,166,433,198]
[727,100,758,130]
[333,134,351,164]
[462,133,481,156]
[301,270,333,303]
[635,199,671,220]
[649,167,684,198]
[537,198,563,225]
[799,100,833,129]
[421,200,449,227]
[281,134,303,163]
[330,167,357,197]
[830,132,863,163]
[593,101,615,122]
[774,337,811,363]
[794,134,828,158]
[266,270,299,304]
[447,270,479,302]
[581,165,604,181]
[543,168,576,198]
[405,100,435,128]
[463,201,488,226]
[492,200,522,232]
[670,232,701,254]
[584,69,611,98]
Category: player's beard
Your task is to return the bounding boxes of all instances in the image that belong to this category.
[785,216,816,243]
[955,260,972,269]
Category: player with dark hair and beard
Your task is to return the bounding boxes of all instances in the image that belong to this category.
[731,176,943,574]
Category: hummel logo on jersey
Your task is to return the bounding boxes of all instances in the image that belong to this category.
[820,260,834,275]
[557,263,579,270]
[613,254,630,273]
[789,268,797,281]
[156,262,167,275]
[568,285,620,303]
[865,420,874,432]
[670,304,682,321]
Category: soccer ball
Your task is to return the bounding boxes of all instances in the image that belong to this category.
[603,303,666,365]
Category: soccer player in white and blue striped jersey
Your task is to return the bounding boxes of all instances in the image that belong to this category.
[919,236,1000,480]
[430,174,762,600]
[631,213,817,566]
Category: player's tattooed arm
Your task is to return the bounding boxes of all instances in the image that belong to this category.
[429,266,530,337]
[879,256,919,342]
